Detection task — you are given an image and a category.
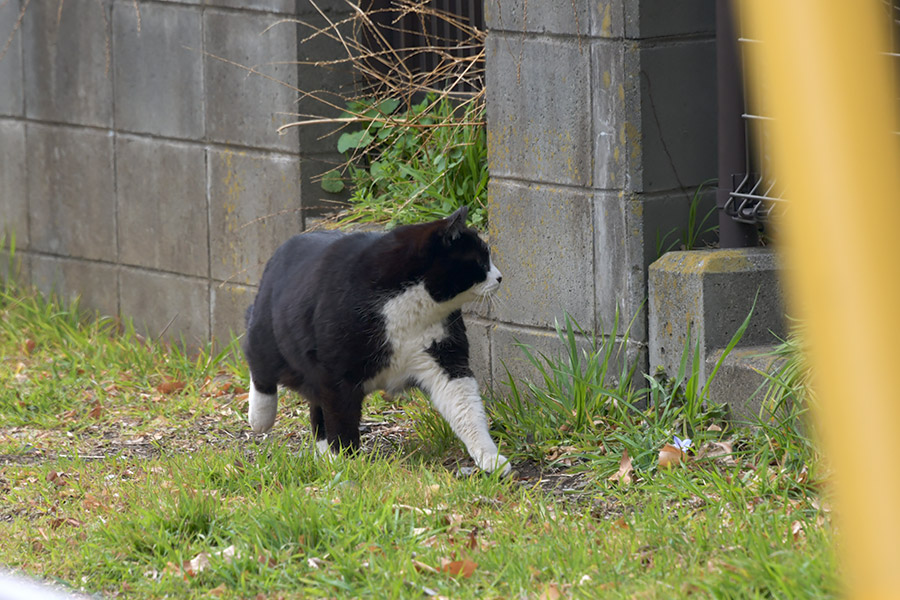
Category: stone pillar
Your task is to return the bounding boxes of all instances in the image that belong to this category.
[483,0,717,386]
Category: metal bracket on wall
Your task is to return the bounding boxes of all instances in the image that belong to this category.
[726,173,786,224]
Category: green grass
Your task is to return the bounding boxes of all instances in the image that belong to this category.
[0,282,838,598]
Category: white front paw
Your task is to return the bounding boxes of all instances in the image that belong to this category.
[476,451,511,477]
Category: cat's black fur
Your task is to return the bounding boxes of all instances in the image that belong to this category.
[242,207,509,473]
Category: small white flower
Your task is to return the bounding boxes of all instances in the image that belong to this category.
[673,435,692,452]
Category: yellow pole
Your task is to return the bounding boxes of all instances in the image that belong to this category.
[741,1,900,596]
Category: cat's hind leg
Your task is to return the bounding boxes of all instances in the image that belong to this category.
[320,384,364,454]
[309,402,330,455]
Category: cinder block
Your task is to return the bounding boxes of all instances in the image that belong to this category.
[208,148,302,285]
[0,0,24,116]
[624,0,714,39]
[489,321,644,390]
[487,180,594,330]
[27,124,116,261]
[490,323,568,395]
[485,34,592,187]
[705,346,785,422]
[631,39,717,193]
[119,267,210,345]
[23,0,113,127]
[594,189,716,345]
[591,42,626,190]
[113,1,203,138]
[484,0,593,36]
[0,250,31,289]
[31,255,119,317]
[116,137,208,276]
[0,120,27,247]
[648,248,787,385]
[204,10,299,152]
[204,0,295,13]
[211,282,255,347]
[590,1,626,38]
[593,193,646,341]
[298,153,351,221]
[295,9,356,154]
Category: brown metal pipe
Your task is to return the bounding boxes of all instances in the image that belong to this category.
[717,0,759,247]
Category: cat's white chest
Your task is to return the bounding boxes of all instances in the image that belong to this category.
[363,282,453,394]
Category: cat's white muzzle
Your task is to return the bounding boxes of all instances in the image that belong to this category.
[474,262,502,297]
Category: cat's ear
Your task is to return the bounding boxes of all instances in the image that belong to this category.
[441,206,469,244]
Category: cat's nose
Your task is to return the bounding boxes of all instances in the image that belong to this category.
[496,275,503,284]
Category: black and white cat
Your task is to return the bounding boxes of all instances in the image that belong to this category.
[242,206,510,475]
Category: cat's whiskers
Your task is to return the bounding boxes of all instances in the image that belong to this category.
[488,292,507,314]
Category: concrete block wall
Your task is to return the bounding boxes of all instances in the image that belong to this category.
[0,0,354,346]
[481,0,717,389]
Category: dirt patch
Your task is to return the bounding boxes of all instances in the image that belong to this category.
[1,411,609,511]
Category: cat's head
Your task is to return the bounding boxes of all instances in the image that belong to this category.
[416,207,502,305]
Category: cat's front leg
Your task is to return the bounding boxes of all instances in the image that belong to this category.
[248,376,278,433]
[424,374,511,476]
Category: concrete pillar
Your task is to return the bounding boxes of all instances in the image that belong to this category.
[483,0,717,386]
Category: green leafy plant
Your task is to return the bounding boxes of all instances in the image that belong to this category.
[322,95,489,229]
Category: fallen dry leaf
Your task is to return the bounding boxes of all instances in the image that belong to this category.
[50,517,83,529]
[695,441,738,468]
[466,528,479,550]
[413,559,439,574]
[791,520,805,542]
[658,444,685,469]
[183,552,211,576]
[162,561,183,579]
[208,584,227,596]
[393,503,433,516]
[217,545,238,562]
[609,450,634,485]
[440,558,478,578]
[157,379,186,394]
[257,554,278,568]
[539,583,562,600]
[89,401,103,419]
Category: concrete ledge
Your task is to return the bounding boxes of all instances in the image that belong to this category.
[705,345,785,422]
[649,247,786,387]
